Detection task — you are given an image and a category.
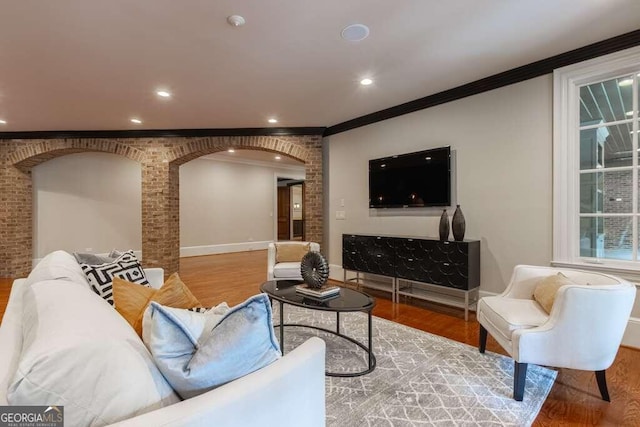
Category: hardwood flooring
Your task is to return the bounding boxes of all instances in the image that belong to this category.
[2,250,639,426]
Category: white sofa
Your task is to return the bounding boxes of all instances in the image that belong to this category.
[0,250,326,427]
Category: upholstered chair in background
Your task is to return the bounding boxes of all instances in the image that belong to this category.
[477,265,636,401]
[267,242,320,282]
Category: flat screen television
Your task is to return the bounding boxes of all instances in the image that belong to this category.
[369,146,451,208]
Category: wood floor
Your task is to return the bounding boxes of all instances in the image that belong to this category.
[2,250,640,426]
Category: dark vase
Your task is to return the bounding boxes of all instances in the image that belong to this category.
[439,209,449,241]
[452,204,466,241]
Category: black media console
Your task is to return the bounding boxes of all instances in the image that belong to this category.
[342,234,481,321]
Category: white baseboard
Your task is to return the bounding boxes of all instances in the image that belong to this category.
[180,241,270,257]
[33,250,143,267]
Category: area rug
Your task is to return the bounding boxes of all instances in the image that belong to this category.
[273,305,556,427]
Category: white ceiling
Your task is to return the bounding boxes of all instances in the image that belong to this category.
[1,1,639,132]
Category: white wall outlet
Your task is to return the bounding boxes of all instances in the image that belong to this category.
[336,210,346,220]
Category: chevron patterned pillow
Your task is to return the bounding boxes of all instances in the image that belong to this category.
[81,250,150,306]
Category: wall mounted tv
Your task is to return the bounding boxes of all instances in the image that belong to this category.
[369,146,451,208]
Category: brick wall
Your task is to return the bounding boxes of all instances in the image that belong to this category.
[0,135,323,277]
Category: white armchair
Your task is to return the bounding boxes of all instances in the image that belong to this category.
[267,242,320,281]
[477,265,636,401]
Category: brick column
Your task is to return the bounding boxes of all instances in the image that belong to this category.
[302,136,323,249]
[141,156,179,276]
[0,162,33,277]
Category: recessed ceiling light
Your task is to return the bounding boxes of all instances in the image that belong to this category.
[341,24,370,42]
[130,118,142,124]
[619,78,633,87]
[268,118,278,124]
[275,155,281,160]
[156,90,171,98]
[0,119,6,125]
[360,78,373,86]
[228,148,235,153]
[227,15,245,27]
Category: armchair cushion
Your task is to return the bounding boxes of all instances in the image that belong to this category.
[273,262,304,279]
[275,243,310,263]
[478,297,548,343]
[533,272,574,314]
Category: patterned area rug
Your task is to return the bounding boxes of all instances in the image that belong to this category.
[273,305,556,427]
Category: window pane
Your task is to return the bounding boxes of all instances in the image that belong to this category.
[580,170,631,213]
[580,75,633,124]
[580,216,632,260]
[580,123,634,169]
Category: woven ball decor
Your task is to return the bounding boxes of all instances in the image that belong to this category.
[300,251,330,289]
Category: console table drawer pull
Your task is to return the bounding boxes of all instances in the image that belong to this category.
[408,258,414,262]
[376,254,382,258]
[444,241,450,245]
[443,262,450,266]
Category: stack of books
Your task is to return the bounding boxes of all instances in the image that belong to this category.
[295,284,341,299]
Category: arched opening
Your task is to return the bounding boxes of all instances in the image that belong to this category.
[179,149,305,258]
[32,152,142,261]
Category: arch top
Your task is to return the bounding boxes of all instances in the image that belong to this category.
[166,136,311,166]
[10,139,145,170]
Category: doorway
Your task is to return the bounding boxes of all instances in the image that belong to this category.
[276,179,305,241]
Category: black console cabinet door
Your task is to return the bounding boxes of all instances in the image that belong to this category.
[342,235,395,277]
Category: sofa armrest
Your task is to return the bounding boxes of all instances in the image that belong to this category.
[144,268,165,289]
[108,337,326,427]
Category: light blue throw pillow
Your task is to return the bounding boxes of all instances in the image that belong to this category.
[143,294,282,399]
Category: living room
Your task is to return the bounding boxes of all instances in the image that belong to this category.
[2,2,640,426]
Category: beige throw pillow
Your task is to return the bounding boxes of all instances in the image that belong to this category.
[275,243,311,263]
[113,273,202,337]
[533,272,575,314]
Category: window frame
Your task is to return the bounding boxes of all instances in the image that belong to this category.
[553,46,640,274]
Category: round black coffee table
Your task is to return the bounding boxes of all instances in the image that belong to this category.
[260,280,376,377]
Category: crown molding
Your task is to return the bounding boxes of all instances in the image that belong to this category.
[324,28,640,137]
[0,127,326,140]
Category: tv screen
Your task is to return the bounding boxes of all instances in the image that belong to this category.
[369,146,451,208]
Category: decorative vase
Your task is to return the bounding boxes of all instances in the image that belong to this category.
[452,204,466,241]
[439,209,449,241]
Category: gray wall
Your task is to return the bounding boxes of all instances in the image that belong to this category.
[324,75,553,294]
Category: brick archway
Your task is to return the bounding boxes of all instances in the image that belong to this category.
[0,134,322,277]
[10,139,145,171]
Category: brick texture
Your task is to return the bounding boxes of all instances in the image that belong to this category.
[0,135,323,277]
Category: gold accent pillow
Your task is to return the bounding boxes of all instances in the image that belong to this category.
[113,273,202,337]
[275,243,311,263]
[533,272,574,314]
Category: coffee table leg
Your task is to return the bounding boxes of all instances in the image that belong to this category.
[336,311,340,334]
[368,310,373,370]
[279,300,284,354]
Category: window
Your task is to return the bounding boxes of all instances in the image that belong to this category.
[554,46,640,272]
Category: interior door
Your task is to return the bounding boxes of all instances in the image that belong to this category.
[277,186,291,241]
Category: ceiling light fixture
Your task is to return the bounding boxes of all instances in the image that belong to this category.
[228,148,235,153]
[626,111,635,116]
[227,15,246,27]
[275,155,281,160]
[268,118,278,124]
[156,90,171,98]
[341,24,370,42]
[0,119,6,125]
[360,78,373,86]
[130,118,142,124]
[619,78,633,87]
